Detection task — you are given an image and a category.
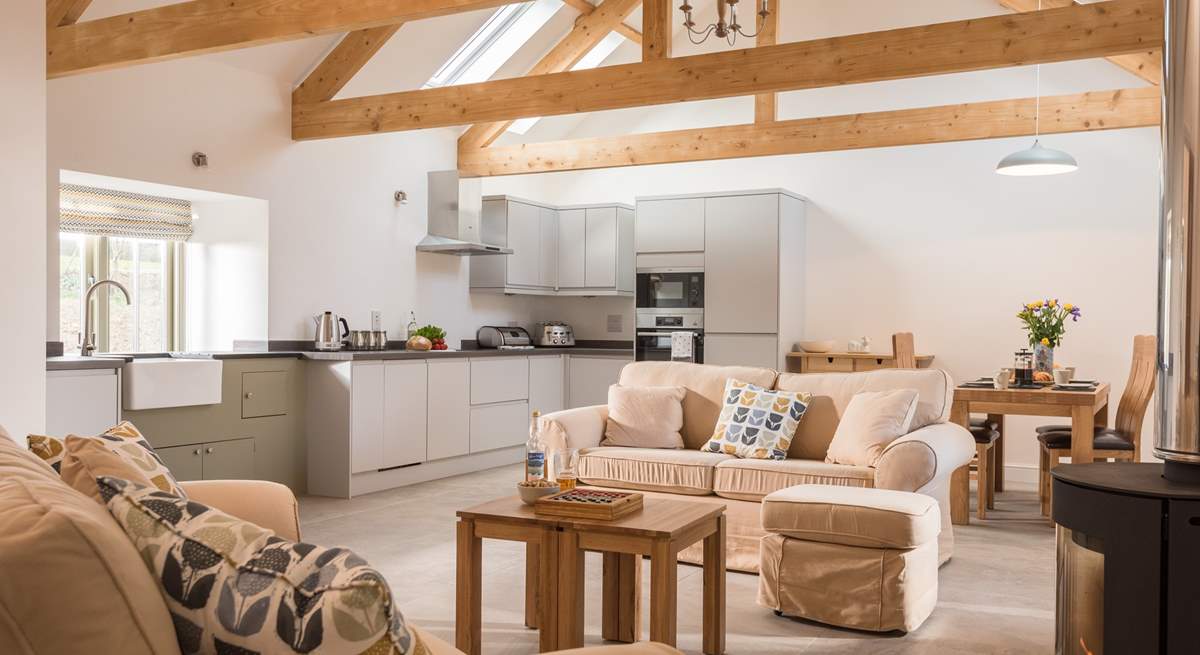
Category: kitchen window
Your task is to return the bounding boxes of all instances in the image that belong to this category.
[58,184,191,353]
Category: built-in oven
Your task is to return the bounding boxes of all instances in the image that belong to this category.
[635,309,704,363]
[636,269,704,309]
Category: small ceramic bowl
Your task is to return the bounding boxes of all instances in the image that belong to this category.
[518,483,561,505]
[798,339,836,353]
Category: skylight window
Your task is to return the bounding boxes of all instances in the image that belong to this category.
[425,0,564,89]
[507,31,626,135]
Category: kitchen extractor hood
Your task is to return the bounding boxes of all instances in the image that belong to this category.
[416,170,512,256]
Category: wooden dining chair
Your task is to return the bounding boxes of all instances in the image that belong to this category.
[1038,334,1157,516]
[891,332,917,368]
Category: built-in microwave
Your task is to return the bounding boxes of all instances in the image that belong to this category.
[636,269,704,309]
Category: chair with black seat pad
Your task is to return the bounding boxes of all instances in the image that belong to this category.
[1037,335,1156,516]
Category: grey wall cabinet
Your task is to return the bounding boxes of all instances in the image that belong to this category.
[473,197,633,296]
[635,197,705,253]
[704,193,781,334]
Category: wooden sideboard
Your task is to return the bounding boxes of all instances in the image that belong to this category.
[785,351,935,374]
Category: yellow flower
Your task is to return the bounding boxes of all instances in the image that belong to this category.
[1040,337,1050,346]
[1064,303,1074,311]
[1049,299,1057,308]
[1032,300,1044,308]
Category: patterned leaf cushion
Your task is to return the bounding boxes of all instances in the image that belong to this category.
[701,379,811,459]
[37,421,188,502]
[27,433,65,472]
[98,476,426,655]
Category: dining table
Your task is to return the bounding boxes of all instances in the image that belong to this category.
[948,381,1111,524]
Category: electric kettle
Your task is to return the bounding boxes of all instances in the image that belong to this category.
[313,311,349,351]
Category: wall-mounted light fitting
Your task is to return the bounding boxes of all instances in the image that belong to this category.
[394,190,409,205]
[192,152,209,168]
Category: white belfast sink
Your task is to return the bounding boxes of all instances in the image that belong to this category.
[122,358,223,410]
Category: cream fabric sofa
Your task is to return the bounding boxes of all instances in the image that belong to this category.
[0,428,677,655]
[540,362,975,572]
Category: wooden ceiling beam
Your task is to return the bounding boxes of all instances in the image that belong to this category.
[47,0,515,79]
[47,0,94,29]
[561,0,643,43]
[753,0,778,123]
[458,0,643,150]
[641,0,671,60]
[293,25,402,105]
[995,0,1161,83]
[457,87,1160,177]
[293,0,1162,140]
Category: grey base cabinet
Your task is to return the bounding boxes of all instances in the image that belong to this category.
[158,437,255,482]
[703,333,780,370]
[567,355,631,408]
[125,358,305,492]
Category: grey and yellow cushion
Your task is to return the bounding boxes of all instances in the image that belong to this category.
[99,476,425,655]
[701,379,810,460]
[27,422,186,498]
[26,433,65,472]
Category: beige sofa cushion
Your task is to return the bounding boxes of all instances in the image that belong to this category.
[712,458,874,502]
[602,384,687,448]
[761,485,941,549]
[824,389,919,467]
[773,369,953,460]
[618,362,778,450]
[578,447,733,495]
[0,430,181,655]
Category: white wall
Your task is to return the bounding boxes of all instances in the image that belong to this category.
[482,0,1163,470]
[0,1,47,438]
[48,57,536,349]
[187,199,270,351]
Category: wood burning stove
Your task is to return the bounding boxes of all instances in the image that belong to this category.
[1051,464,1200,654]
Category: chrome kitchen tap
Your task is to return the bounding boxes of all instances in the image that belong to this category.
[80,279,131,356]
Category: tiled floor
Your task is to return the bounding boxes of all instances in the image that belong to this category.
[299,466,1055,654]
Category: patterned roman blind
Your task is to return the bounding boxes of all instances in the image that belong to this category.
[59,184,193,241]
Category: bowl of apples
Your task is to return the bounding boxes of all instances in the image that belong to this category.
[412,325,449,351]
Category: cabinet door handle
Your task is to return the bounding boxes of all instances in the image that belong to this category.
[244,392,254,399]
[192,449,201,456]
[205,447,214,454]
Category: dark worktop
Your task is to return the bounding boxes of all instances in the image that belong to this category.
[47,342,631,370]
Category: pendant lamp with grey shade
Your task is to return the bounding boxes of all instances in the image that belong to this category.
[996,1,1078,177]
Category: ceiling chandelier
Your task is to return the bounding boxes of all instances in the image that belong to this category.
[680,0,770,46]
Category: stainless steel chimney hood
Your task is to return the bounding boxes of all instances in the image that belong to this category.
[416,170,512,256]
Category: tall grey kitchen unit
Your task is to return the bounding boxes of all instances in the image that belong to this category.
[635,189,806,370]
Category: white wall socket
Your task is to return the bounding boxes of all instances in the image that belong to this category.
[370,310,382,331]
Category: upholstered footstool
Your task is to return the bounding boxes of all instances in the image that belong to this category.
[757,485,941,633]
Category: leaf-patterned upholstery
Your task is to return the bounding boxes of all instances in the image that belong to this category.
[98,476,424,655]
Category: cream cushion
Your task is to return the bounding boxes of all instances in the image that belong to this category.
[577,447,732,495]
[761,484,941,549]
[602,384,687,448]
[774,369,953,460]
[824,389,919,467]
[617,361,778,450]
[712,458,874,502]
[0,430,181,655]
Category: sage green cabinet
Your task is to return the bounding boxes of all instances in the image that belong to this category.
[157,437,255,481]
[242,371,288,418]
[157,444,204,481]
[125,358,305,492]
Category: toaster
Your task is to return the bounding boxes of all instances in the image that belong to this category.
[476,326,534,349]
[533,322,576,347]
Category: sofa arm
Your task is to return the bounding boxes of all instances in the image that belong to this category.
[179,479,301,541]
[874,422,975,493]
[541,404,609,453]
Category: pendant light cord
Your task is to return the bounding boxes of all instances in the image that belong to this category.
[1034,0,1041,140]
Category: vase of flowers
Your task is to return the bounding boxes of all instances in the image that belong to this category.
[1016,299,1082,373]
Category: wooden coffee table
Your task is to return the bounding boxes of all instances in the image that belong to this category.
[455,495,726,655]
